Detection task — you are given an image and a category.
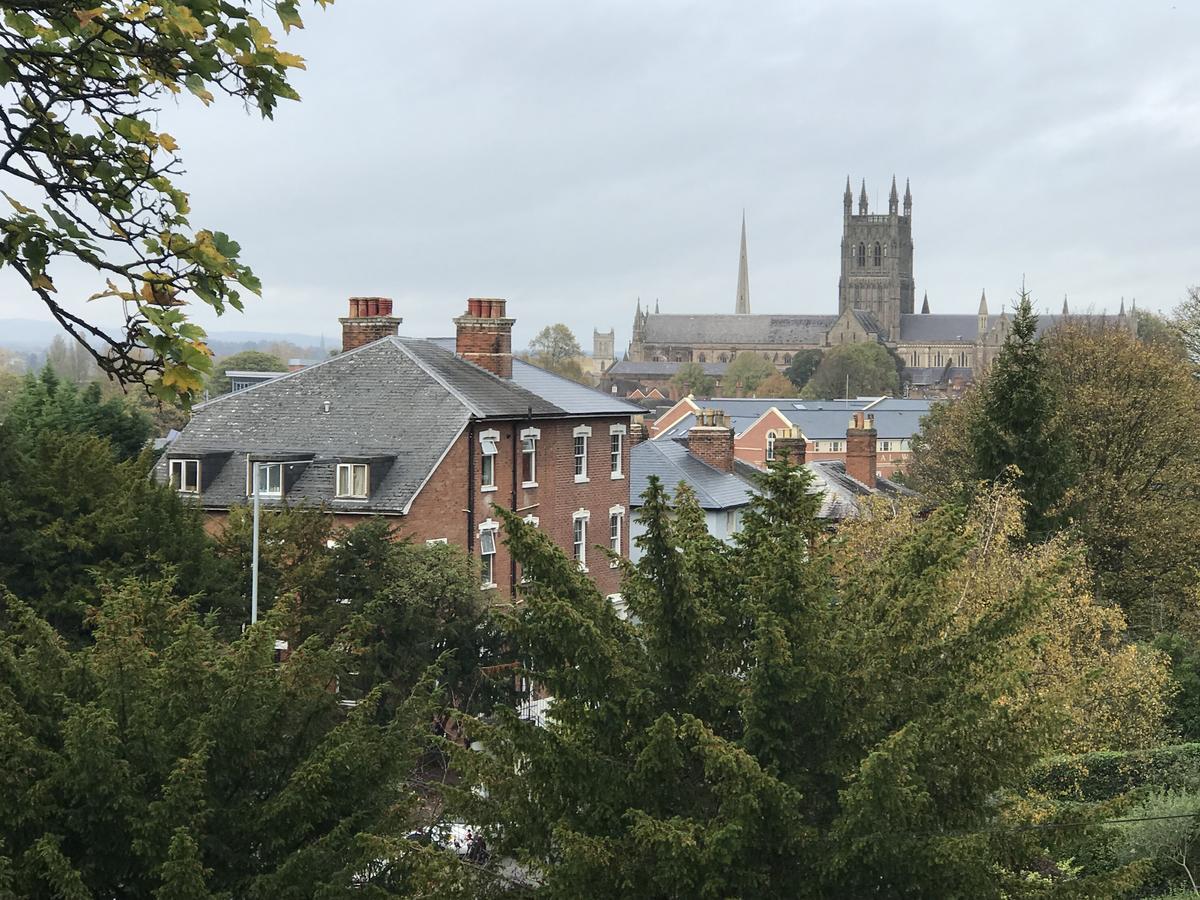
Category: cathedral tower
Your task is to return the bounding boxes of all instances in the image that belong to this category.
[837,175,915,341]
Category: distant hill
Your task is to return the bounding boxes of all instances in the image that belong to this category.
[0,319,326,355]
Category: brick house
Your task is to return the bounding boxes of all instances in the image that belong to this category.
[157,297,640,597]
[650,395,935,478]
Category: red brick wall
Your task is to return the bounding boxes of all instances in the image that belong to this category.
[687,427,735,472]
[731,408,791,467]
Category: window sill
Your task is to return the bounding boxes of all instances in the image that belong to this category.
[522,481,538,489]
[610,473,624,480]
[334,496,369,501]
[610,561,620,569]
[576,565,589,573]
[481,485,498,493]
[574,475,589,484]
[481,582,498,591]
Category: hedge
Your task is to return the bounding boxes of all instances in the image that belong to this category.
[1030,743,1200,802]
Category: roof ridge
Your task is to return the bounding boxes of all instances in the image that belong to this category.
[389,337,486,418]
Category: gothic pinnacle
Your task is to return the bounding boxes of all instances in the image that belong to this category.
[978,289,988,316]
[735,211,751,314]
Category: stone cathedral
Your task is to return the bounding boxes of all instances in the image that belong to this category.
[624,177,1135,383]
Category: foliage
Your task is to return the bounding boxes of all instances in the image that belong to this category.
[44,334,102,382]
[754,371,798,398]
[1173,286,1200,371]
[784,347,823,391]
[800,340,899,399]
[1138,309,1189,362]
[0,578,482,898]
[1114,791,1200,895]
[212,506,506,714]
[0,1,331,404]
[452,461,1146,897]
[1155,633,1200,742]
[669,361,715,397]
[525,324,587,382]
[3,365,152,459]
[207,349,287,396]
[1031,745,1200,804]
[723,351,775,396]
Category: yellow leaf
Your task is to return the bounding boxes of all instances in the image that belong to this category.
[3,192,33,214]
[30,273,56,293]
[74,7,103,25]
[157,132,178,152]
[274,51,306,70]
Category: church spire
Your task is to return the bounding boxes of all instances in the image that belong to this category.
[735,211,751,314]
[1062,294,1069,316]
[921,291,930,314]
[978,289,988,316]
[888,174,899,215]
[858,179,868,215]
[844,176,853,215]
[903,178,912,216]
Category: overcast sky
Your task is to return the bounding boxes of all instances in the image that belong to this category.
[4,0,1198,352]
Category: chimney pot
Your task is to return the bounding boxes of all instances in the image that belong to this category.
[845,411,878,489]
[687,408,735,473]
[339,296,402,351]
[454,297,515,378]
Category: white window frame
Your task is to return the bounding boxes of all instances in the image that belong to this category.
[249,461,283,498]
[335,462,369,499]
[169,458,201,494]
[766,430,776,461]
[572,509,590,571]
[426,538,449,546]
[479,519,499,589]
[609,504,624,566]
[610,424,626,479]
[479,429,499,492]
[573,425,591,483]
[520,427,540,487]
[830,440,843,453]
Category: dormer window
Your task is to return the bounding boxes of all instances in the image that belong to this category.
[169,459,200,494]
[252,462,283,498]
[336,463,369,499]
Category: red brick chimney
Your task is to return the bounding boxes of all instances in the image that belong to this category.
[773,427,807,465]
[688,408,735,473]
[845,411,877,488]
[454,298,515,379]
[339,297,402,351]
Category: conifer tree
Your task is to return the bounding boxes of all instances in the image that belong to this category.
[968,291,1072,538]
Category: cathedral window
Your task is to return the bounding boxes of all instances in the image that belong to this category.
[698,353,706,362]
[873,242,881,266]
[857,243,865,267]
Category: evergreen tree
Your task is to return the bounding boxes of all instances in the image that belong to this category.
[453,459,1147,897]
[968,292,1072,538]
[0,577,482,898]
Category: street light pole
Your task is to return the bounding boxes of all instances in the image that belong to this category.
[251,460,260,624]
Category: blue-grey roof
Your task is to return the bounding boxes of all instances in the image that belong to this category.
[631,440,755,510]
[653,398,936,442]
[607,359,728,377]
[898,311,1128,342]
[159,336,636,513]
[510,359,642,414]
[643,313,836,345]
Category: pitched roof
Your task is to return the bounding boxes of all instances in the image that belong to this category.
[898,311,1128,342]
[607,359,728,377]
[653,398,936,442]
[631,439,756,510]
[642,313,837,346]
[161,336,639,513]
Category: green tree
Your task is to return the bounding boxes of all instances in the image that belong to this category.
[754,371,798,398]
[0,577,481,898]
[968,292,1071,538]
[453,463,1146,897]
[670,361,715,397]
[800,341,899,399]
[1173,286,1200,371]
[784,348,823,391]
[208,349,287,395]
[1138,308,1189,361]
[0,1,330,404]
[1115,790,1200,895]
[524,323,586,382]
[723,351,775,396]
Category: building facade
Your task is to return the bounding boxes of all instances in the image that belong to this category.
[620,179,1137,389]
[158,297,640,599]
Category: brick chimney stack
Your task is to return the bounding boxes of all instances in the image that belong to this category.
[845,411,877,488]
[688,408,735,473]
[773,427,807,465]
[339,297,402,351]
[454,298,515,379]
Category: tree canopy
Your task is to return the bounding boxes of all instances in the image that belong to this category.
[784,347,823,391]
[669,361,715,398]
[800,341,900,399]
[452,461,1160,897]
[525,324,586,382]
[0,1,330,404]
[208,349,288,395]
[723,352,775,396]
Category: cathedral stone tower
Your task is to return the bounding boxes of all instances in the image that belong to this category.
[838,175,915,341]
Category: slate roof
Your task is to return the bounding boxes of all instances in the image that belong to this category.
[898,312,1128,342]
[631,440,756,510]
[643,314,837,345]
[805,460,915,519]
[607,359,728,377]
[653,398,936,442]
[158,336,639,513]
[903,366,974,385]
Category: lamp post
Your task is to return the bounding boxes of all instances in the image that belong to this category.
[251,460,260,624]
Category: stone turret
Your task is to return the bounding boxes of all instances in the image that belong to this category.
[844,176,853,217]
[888,175,899,216]
[977,290,989,337]
[903,178,912,216]
[858,179,868,216]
